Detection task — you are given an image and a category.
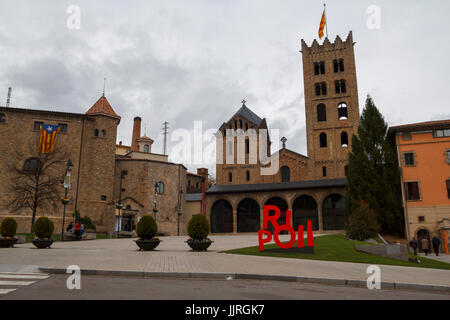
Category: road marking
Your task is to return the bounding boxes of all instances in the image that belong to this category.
[0,289,16,295]
[0,274,49,280]
[0,280,35,286]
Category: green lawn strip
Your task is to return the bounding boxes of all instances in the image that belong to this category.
[16,233,61,243]
[223,234,450,271]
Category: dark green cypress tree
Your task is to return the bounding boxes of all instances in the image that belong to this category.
[345,95,404,235]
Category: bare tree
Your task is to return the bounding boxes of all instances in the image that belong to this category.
[6,141,68,233]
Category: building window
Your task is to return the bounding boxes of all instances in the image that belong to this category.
[245,140,250,154]
[94,129,99,137]
[418,216,425,223]
[314,61,325,75]
[100,130,106,138]
[404,152,416,166]
[446,150,450,164]
[320,132,327,148]
[100,195,107,201]
[245,123,248,131]
[335,80,347,94]
[446,180,450,199]
[33,121,44,131]
[239,120,243,129]
[405,182,421,201]
[246,170,250,182]
[317,104,327,122]
[322,166,327,177]
[434,129,450,138]
[338,102,348,120]
[58,123,68,133]
[341,131,349,147]
[0,113,6,123]
[229,172,233,183]
[281,166,290,183]
[23,158,42,173]
[315,82,327,96]
[334,59,344,72]
[345,165,348,176]
[144,144,149,153]
[234,120,237,129]
[156,181,164,194]
[402,132,412,141]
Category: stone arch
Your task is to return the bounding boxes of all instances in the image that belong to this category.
[293,195,319,231]
[322,194,346,230]
[264,196,289,233]
[210,199,233,234]
[237,198,260,233]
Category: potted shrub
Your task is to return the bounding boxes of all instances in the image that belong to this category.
[134,215,161,251]
[186,214,213,252]
[0,218,18,248]
[32,217,55,249]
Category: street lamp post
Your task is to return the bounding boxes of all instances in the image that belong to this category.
[153,182,159,220]
[177,185,183,236]
[116,173,125,238]
[60,159,73,241]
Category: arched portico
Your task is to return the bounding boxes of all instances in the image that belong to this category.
[322,194,346,230]
[237,198,260,233]
[293,195,319,231]
[210,199,233,234]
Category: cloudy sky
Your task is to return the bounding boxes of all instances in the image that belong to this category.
[1,1,449,176]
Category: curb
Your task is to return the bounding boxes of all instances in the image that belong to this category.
[39,267,450,293]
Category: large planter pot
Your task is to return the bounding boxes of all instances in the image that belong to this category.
[186,239,213,252]
[135,239,161,251]
[32,239,54,249]
[0,238,18,248]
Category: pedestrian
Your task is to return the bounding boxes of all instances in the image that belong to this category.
[432,235,441,256]
[74,221,82,241]
[81,223,85,237]
[409,237,418,256]
[421,236,430,256]
[66,222,73,232]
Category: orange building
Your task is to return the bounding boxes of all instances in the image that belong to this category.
[389,120,450,253]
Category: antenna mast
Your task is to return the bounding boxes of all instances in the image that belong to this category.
[6,87,12,107]
[161,121,170,155]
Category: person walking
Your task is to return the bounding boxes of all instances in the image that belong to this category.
[421,236,430,256]
[432,235,441,256]
[410,237,418,256]
[74,221,82,241]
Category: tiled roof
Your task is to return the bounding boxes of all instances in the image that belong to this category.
[388,119,450,135]
[86,96,121,120]
[233,104,263,126]
[206,178,347,194]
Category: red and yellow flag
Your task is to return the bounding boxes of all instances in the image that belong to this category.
[39,124,61,154]
[318,9,326,39]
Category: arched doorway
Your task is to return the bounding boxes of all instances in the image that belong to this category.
[264,197,289,233]
[293,195,319,231]
[237,199,260,233]
[210,200,233,234]
[322,194,346,230]
[417,229,430,253]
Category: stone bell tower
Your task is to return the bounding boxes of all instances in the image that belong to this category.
[301,31,360,179]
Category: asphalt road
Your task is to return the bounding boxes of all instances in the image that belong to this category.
[1,274,450,300]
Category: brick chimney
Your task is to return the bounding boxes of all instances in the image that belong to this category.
[131,117,141,151]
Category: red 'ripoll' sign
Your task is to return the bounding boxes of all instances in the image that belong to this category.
[258,205,315,251]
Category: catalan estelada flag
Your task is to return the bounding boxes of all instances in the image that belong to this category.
[318,9,326,39]
[39,124,61,154]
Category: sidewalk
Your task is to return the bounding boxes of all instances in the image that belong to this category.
[2,236,450,292]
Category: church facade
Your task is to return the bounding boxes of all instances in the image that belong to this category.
[206,31,360,234]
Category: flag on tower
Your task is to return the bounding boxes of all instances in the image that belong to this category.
[39,124,61,154]
[318,8,327,39]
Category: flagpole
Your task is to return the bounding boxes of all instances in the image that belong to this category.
[324,3,329,39]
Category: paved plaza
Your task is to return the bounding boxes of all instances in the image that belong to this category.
[1,235,450,292]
